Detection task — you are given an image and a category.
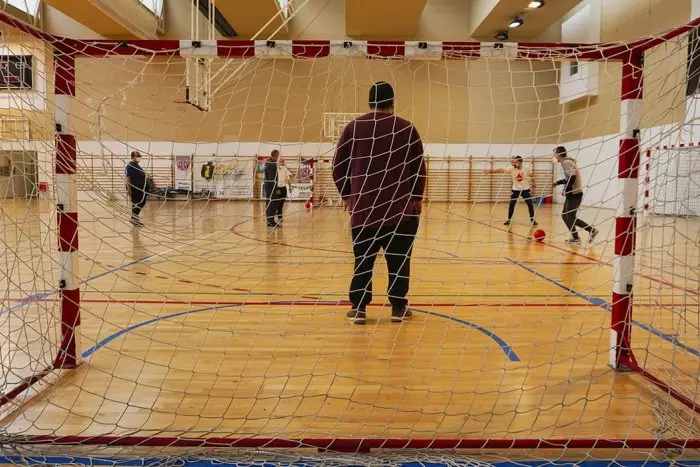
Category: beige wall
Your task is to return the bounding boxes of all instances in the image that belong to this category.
[70,56,560,144]
[42,5,105,39]
[600,0,691,43]
[559,0,691,140]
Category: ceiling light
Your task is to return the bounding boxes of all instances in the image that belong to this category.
[495,31,509,41]
[528,0,544,8]
[509,17,524,28]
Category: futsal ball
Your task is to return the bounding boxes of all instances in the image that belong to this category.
[533,229,546,242]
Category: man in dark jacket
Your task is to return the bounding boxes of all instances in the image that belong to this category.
[264,149,282,228]
[332,82,426,324]
[125,151,148,227]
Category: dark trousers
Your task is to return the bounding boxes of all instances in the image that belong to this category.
[265,189,282,225]
[131,189,147,222]
[563,193,594,238]
[276,187,287,217]
[508,189,536,220]
[349,217,419,312]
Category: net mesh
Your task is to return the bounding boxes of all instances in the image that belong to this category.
[0,14,698,465]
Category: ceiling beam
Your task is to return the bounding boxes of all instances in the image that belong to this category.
[470,0,581,40]
[43,0,159,39]
[216,0,285,39]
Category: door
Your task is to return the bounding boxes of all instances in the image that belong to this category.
[0,151,9,199]
[9,151,38,198]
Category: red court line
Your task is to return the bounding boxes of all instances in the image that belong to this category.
[229,219,599,266]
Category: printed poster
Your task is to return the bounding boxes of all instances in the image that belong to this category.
[174,155,192,191]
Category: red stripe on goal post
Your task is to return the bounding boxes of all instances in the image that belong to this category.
[610,50,643,372]
[54,47,81,371]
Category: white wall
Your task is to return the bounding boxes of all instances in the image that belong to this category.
[561,123,684,210]
[559,1,601,104]
[13,128,693,209]
[73,141,558,166]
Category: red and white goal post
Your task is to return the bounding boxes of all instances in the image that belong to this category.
[0,9,698,457]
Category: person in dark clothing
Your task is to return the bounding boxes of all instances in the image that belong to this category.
[125,151,148,227]
[552,146,598,244]
[332,81,426,325]
[263,149,282,228]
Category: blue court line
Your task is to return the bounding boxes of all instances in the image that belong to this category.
[81,303,518,362]
[81,303,242,358]
[0,456,697,467]
[412,308,519,362]
[1,255,155,317]
[81,255,155,283]
[505,258,700,358]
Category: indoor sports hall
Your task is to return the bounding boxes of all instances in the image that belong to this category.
[0,0,698,465]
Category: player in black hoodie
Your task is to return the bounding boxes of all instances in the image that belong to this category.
[264,149,282,228]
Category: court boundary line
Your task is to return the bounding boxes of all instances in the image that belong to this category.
[81,303,520,362]
[433,205,698,296]
[227,216,599,266]
[0,255,155,316]
[505,258,700,358]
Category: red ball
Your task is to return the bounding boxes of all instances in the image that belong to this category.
[533,229,546,242]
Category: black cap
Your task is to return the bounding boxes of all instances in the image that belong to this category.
[554,146,567,157]
[513,156,523,163]
[369,81,394,110]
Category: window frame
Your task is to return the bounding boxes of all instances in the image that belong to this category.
[5,0,41,16]
[136,0,164,18]
[276,0,292,18]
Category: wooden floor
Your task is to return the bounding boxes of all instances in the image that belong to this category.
[0,198,698,441]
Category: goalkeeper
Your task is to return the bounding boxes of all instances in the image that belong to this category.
[332,82,426,325]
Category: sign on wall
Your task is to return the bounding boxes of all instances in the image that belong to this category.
[174,155,192,191]
[194,157,255,199]
[288,159,313,200]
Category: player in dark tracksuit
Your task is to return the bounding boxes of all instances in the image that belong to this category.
[333,82,427,325]
[553,146,598,244]
[125,151,149,227]
[263,149,282,228]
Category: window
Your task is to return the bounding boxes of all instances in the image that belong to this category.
[6,0,40,16]
[277,0,290,18]
[137,0,163,16]
[570,61,579,76]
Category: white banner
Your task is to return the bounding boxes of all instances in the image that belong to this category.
[289,182,312,200]
[174,155,192,190]
[193,157,255,199]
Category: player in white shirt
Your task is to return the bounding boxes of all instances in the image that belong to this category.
[486,156,538,226]
[276,159,293,224]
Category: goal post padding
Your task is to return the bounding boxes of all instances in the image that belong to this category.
[0,9,699,447]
